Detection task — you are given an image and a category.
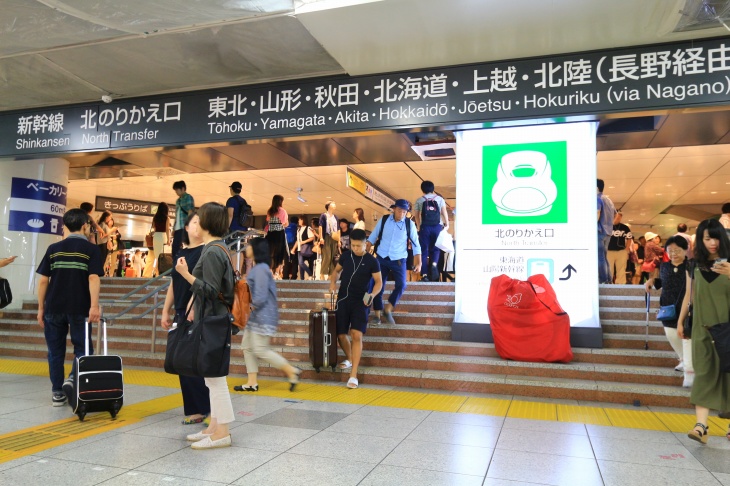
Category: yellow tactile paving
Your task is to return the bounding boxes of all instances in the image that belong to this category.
[458,397,511,417]
[604,408,669,431]
[508,400,558,421]
[708,416,730,437]
[557,405,611,426]
[369,390,427,408]
[275,384,349,402]
[410,394,468,413]
[327,387,390,405]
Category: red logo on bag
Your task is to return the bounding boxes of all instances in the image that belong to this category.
[505,294,522,308]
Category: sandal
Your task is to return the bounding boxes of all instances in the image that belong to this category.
[347,377,359,389]
[338,360,352,370]
[182,414,208,425]
[233,384,258,392]
[688,423,709,445]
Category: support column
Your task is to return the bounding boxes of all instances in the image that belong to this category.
[0,158,69,310]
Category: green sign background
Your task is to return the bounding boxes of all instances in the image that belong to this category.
[482,141,568,224]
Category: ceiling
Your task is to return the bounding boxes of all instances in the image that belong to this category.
[2,0,729,111]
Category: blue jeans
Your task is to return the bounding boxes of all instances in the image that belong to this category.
[373,256,407,311]
[298,251,314,279]
[598,234,611,284]
[418,224,443,277]
[43,314,93,392]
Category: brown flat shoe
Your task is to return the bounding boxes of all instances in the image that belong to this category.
[687,423,709,445]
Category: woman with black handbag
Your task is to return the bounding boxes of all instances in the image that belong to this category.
[175,202,236,450]
[645,236,692,386]
[678,219,730,444]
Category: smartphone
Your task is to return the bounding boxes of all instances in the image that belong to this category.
[363,293,373,306]
[716,258,727,264]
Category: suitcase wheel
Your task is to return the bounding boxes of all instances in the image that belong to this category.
[314,367,320,373]
[110,402,121,420]
[331,365,336,372]
[77,412,86,422]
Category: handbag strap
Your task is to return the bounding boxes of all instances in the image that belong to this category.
[528,282,568,316]
[211,243,237,311]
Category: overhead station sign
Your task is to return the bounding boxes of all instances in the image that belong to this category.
[2,37,730,156]
[95,196,160,217]
[8,177,67,236]
[346,168,395,209]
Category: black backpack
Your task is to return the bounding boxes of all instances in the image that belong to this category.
[373,215,412,255]
[237,196,253,228]
[421,197,441,226]
[0,277,12,309]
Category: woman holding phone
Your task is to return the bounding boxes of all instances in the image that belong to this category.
[678,218,730,444]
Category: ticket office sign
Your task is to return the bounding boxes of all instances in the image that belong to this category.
[8,177,67,236]
[455,122,600,328]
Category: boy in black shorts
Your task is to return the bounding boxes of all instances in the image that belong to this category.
[329,229,382,389]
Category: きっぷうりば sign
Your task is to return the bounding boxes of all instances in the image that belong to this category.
[3,37,730,156]
[455,122,600,329]
[94,196,160,217]
[8,177,67,236]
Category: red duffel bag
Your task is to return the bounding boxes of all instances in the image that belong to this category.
[487,274,573,363]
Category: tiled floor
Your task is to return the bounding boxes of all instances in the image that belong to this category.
[0,371,729,486]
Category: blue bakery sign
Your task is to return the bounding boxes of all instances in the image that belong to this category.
[8,177,67,236]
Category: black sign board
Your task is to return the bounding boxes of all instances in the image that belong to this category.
[95,196,159,217]
[3,37,730,157]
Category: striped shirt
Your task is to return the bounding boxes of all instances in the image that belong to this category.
[36,235,104,314]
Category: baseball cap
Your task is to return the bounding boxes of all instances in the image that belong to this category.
[390,199,411,211]
[229,182,242,191]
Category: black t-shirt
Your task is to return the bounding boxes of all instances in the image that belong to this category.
[337,250,380,302]
[36,235,104,315]
[226,195,248,232]
[608,223,633,251]
[171,245,203,313]
[339,228,351,251]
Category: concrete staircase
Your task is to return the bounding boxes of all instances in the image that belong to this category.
[0,279,689,407]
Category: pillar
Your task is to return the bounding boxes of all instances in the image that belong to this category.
[0,158,70,310]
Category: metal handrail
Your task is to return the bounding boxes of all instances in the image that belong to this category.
[100,268,172,303]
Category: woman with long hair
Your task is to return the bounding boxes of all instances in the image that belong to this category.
[264,195,288,279]
[175,202,235,449]
[234,238,300,392]
[352,208,366,231]
[678,219,730,444]
[646,236,692,386]
[161,210,211,426]
[149,203,170,277]
[318,201,339,279]
[294,215,315,280]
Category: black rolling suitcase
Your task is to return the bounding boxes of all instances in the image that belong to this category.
[309,293,338,372]
[63,318,124,421]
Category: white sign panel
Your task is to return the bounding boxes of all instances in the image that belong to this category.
[455,122,600,328]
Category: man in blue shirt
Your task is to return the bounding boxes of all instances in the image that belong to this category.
[367,199,421,325]
[597,179,616,284]
[226,181,248,233]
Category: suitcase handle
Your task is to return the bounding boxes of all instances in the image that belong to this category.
[324,333,331,346]
[85,318,108,356]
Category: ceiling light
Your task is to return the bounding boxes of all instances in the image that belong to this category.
[711,191,718,194]
[296,187,306,203]
[665,184,672,187]
[608,186,615,189]
[655,193,662,196]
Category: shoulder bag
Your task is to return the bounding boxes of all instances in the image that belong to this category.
[164,296,232,377]
[657,281,683,321]
[0,277,12,309]
[300,229,314,259]
[212,244,251,331]
[708,322,730,372]
[683,263,694,339]
[145,226,154,249]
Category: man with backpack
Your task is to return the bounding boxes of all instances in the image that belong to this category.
[413,180,450,282]
[226,181,252,234]
[366,199,421,325]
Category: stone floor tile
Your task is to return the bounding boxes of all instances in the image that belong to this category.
[598,460,722,486]
[503,417,587,436]
[51,434,187,469]
[360,464,484,486]
[591,436,705,470]
[407,420,501,449]
[486,449,603,486]
[229,423,317,452]
[233,452,374,486]
[496,428,595,459]
[98,470,226,485]
[325,413,422,439]
[0,457,126,486]
[288,431,400,464]
[382,439,493,476]
[250,408,348,430]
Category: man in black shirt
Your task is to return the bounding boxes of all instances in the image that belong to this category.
[329,229,383,389]
[36,209,104,407]
[607,212,633,284]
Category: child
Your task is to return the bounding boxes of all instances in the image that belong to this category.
[235,238,300,392]
[329,229,383,389]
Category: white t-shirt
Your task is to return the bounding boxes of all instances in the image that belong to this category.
[353,220,365,230]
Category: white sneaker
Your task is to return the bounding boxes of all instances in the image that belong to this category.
[186,431,213,442]
[683,372,695,388]
[191,435,231,449]
[675,361,684,372]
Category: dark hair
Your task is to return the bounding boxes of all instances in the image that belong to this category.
[339,218,349,227]
[310,218,320,228]
[298,215,307,225]
[354,208,364,222]
[80,202,94,213]
[64,208,90,232]
[350,229,367,241]
[249,237,270,266]
[325,202,331,211]
[665,235,688,251]
[152,202,169,228]
[597,179,605,192]
[677,223,688,233]
[289,215,298,224]
[172,181,186,191]
[722,202,730,214]
[267,195,284,217]
[97,210,112,226]
[182,209,198,246]
[197,202,228,238]
[639,236,646,242]
[421,180,435,193]
[694,218,730,269]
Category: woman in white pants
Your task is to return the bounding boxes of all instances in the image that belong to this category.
[175,202,236,450]
[646,235,693,387]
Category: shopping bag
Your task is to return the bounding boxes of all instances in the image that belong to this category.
[435,230,454,253]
